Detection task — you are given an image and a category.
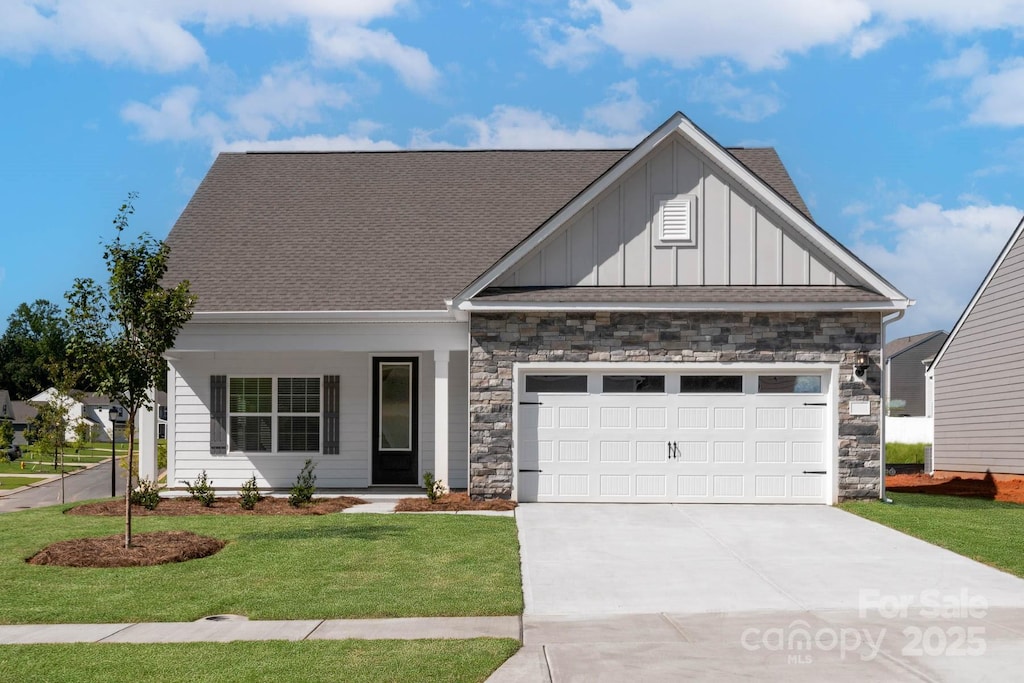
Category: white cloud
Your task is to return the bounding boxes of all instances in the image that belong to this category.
[965,58,1024,126]
[930,45,988,80]
[582,79,651,132]
[854,201,1022,333]
[0,0,434,91]
[689,67,781,122]
[122,70,351,147]
[534,1,1024,71]
[416,105,644,149]
[218,133,401,152]
[311,23,440,92]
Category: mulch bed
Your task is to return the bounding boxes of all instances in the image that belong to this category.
[886,472,1024,504]
[27,531,225,568]
[394,492,517,512]
[67,496,368,516]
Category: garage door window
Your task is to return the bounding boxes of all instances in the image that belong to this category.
[680,375,743,393]
[602,375,665,393]
[525,375,587,393]
[758,375,822,394]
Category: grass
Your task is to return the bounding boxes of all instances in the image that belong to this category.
[842,493,1024,578]
[0,477,45,489]
[0,639,520,683]
[0,461,85,474]
[885,442,927,465]
[0,504,523,623]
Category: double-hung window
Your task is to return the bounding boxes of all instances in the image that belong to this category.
[227,377,320,453]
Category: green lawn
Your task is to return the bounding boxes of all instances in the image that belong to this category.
[0,477,45,490]
[0,504,523,623]
[0,460,84,474]
[842,493,1024,578]
[885,442,927,465]
[0,639,520,683]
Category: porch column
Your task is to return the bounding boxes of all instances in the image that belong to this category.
[433,349,450,491]
[138,387,158,484]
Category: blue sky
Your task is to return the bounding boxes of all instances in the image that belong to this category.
[2,1,1024,339]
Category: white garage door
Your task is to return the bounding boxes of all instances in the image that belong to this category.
[517,370,833,503]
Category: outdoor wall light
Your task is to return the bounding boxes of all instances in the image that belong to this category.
[853,352,871,382]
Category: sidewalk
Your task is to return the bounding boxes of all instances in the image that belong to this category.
[0,615,521,645]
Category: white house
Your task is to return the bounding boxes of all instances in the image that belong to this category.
[27,389,125,443]
[137,112,910,504]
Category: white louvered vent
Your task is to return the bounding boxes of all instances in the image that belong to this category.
[657,194,697,245]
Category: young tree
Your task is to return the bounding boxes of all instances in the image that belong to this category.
[0,419,13,453]
[66,194,196,547]
[26,400,68,470]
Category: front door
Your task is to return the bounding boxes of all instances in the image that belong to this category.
[372,357,419,485]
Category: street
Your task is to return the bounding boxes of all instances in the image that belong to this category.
[0,459,127,513]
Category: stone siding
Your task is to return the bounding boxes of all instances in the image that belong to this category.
[469,311,882,501]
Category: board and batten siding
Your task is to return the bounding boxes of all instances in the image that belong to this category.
[168,351,469,489]
[934,231,1024,474]
[495,138,850,288]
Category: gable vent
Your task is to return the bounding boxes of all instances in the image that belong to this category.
[657,194,697,245]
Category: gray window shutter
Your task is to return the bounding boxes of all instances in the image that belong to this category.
[210,375,227,455]
[323,375,340,455]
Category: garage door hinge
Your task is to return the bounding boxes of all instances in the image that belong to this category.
[518,469,542,473]
[802,470,827,475]
[803,402,827,406]
[519,401,542,405]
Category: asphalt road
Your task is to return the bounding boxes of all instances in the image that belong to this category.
[0,459,127,513]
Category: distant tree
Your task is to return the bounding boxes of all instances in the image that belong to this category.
[0,419,13,452]
[66,193,196,548]
[0,300,70,399]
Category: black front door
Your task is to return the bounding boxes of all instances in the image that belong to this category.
[372,357,419,485]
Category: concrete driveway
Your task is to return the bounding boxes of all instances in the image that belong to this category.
[490,504,1024,682]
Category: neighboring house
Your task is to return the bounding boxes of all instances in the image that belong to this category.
[11,401,38,446]
[930,215,1024,476]
[884,330,947,416]
[141,112,910,504]
[27,389,125,443]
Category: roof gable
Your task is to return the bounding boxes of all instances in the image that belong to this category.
[885,330,946,361]
[454,113,908,308]
[930,214,1024,370]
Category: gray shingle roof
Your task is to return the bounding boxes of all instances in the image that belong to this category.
[475,286,888,305]
[164,147,814,312]
[884,330,947,359]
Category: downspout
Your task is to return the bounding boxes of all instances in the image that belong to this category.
[879,309,906,503]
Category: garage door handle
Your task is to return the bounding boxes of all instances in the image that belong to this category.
[803,402,827,406]
[802,470,827,475]
[519,401,542,405]
[519,469,542,473]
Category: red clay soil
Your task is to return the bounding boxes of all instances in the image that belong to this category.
[27,531,225,568]
[67,496,367,516]
[886,471,1024,503]
[395,492,517,512]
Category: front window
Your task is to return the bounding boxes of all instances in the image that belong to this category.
[228,377,320,453]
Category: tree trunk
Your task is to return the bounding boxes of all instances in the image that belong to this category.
[125,415,134,549]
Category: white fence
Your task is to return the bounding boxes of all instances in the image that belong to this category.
[885,416,933,444]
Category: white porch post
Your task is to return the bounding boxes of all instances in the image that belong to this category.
[433,349,450,490]
[138,387,158,483]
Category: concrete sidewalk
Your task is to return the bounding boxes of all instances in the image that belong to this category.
[0,615,521,645]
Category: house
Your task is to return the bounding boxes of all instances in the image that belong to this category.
[27,389,125,443]
[10,401,38,446]
[884,331,946,417]
[929,215,1024,476]
[139,112,910,503]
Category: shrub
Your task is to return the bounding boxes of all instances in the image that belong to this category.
[185,470,216,507]
[130,478,161,510]
[157,439,167,470]
[886,442,928,465]
[423,471,446,503]
[239,475,262,510]
[288,459,317,507]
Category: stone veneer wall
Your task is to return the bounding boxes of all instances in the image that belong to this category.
[469,311,882,501]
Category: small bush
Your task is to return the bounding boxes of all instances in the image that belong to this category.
[157,440,167,470]
[185,470,216,507]
[130,478,162,510]
[239,475,262,510]
[423,471,446,502]
[288,459,317,507]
